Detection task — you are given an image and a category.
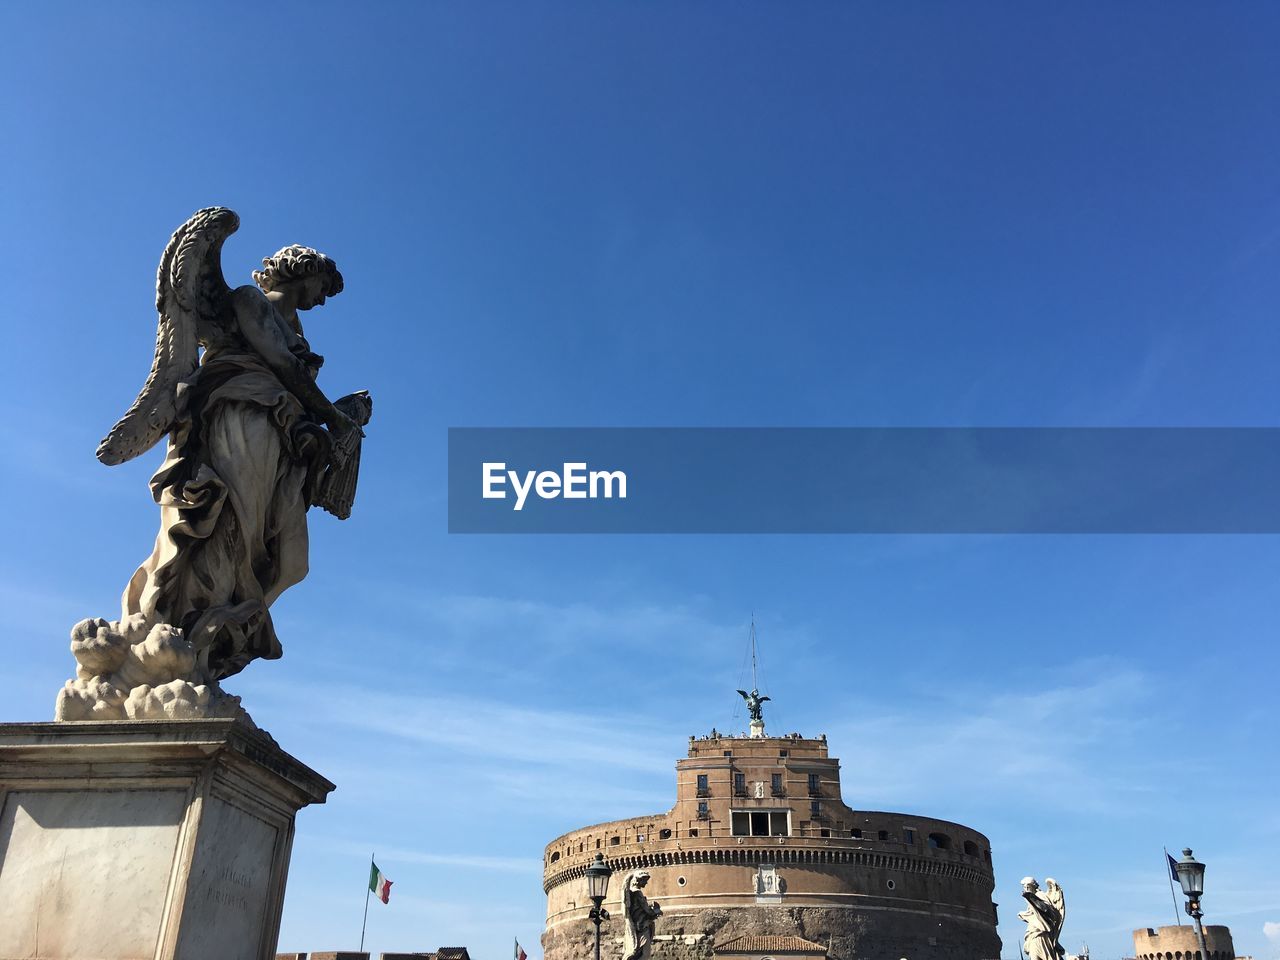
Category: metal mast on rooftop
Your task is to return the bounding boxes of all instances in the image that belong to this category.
[737,616,770,737]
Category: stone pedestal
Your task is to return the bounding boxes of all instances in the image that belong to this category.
[749,719,765,738]
[0,720,334,960]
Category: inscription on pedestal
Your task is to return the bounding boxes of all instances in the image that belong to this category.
[177,795,278,960]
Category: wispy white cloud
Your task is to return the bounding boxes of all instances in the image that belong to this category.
[824,664,1160,813]
[254,675,677,775]
[315,836,541,875]
[375,590,752,664]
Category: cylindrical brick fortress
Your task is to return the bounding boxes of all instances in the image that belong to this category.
[542,732,1001,960]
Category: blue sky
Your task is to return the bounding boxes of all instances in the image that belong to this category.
[2,3,1278,959]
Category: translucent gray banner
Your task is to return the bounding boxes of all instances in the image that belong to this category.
[447,428,1280,533]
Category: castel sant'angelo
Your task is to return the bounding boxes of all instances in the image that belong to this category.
[540,688,1001,960]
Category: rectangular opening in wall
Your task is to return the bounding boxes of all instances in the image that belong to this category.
[696,773,709,797]
[771,773,784,796]
[732,808,791,836]
[904,828,916,844]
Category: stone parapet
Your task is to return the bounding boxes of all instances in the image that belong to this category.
[543,903,999,960]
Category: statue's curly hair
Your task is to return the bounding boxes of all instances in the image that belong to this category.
[253,244,344,296]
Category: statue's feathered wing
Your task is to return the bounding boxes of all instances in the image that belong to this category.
[96,206,240,465]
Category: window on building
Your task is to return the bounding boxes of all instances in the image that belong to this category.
[810,800,821,819]
[689,828,699,837]
[550,852,560,863]
[808,773,821,795]
[697,801,710,820]
[850,828,863,839]
[878,830,889,841]
[779,749,789,758]
[696,773,709,797]
[928,832,952,850]
[731,809,791,837]
[771,773,784,796]
[659,829,672,840]
[733,773,747,795]
[964,840,979,856]
[984,849,992,864]
[610,836,620,845]
[904,828,916,845]
[820,828,830,838]
[723,750,733,757]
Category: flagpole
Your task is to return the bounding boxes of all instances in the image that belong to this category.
[360,852,374,953]
[1163,847,1183,927]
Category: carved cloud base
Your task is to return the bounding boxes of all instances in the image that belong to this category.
[55,615,247,722]
[0,720,334,960]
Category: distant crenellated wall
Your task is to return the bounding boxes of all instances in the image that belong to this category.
[1133,925,1236,960]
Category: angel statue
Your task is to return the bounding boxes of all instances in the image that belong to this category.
[1018,877,1067,960]
[55,207,372,722]
[621,870,662,960]
[737,687,771,722]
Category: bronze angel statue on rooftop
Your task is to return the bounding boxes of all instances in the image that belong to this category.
[56,207,372,721]
[737,687,770,722]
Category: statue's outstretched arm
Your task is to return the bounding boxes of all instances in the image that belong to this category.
[230,286,352,432]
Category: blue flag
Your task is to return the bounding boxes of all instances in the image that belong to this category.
[1167,851,1180,884]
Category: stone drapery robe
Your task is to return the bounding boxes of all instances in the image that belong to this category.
[1020,889,1065,960]
[123,341,328,680]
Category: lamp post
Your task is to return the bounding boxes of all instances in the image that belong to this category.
[585,852,613,960]
[1173,848,1210,960]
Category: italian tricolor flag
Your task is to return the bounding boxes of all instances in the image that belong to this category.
[369,862,393,904]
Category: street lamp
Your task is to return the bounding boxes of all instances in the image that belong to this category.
[1173,848,1210,960]
[585,853,613,960]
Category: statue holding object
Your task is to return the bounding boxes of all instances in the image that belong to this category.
[622,870,662,960]
[56,207,372,722]
[1019,877,1067,960]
